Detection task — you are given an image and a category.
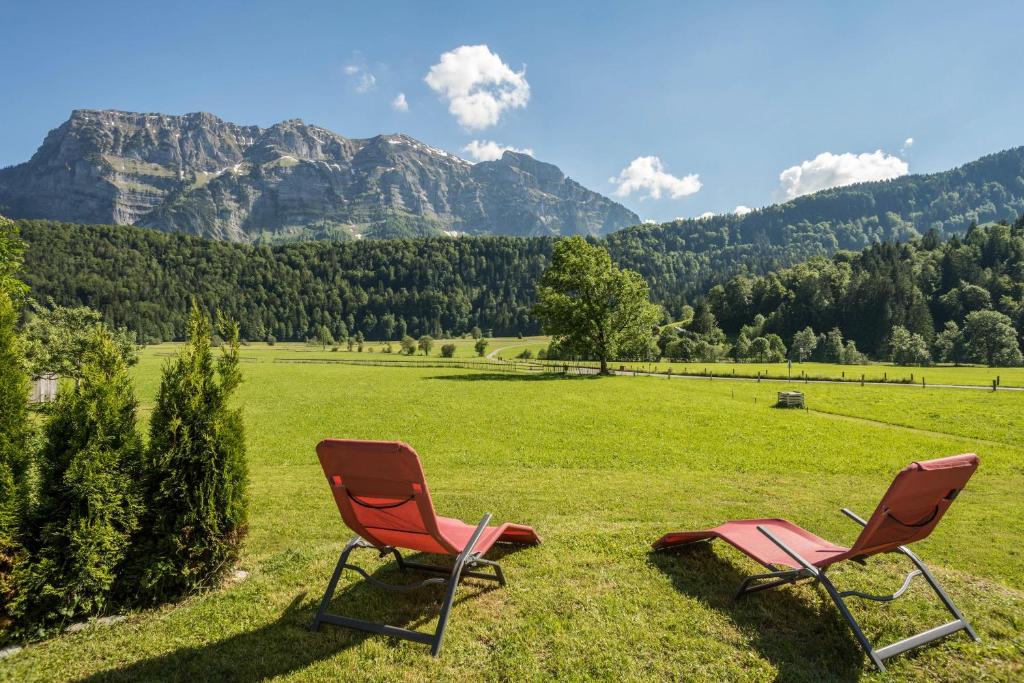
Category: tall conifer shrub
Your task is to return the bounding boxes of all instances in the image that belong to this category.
[0,290,30,631]
[16,328,143,629]
[133,306,247,602]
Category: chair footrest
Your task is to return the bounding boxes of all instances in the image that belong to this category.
[316,613,435,645]
[875,620,967,661]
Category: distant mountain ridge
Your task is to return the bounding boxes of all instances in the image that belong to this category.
[0,109,639,241]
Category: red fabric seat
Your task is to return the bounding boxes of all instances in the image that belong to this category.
[654,454,979,569]
[656,519,849,569]
[317,439,541,556]
[652,455,982,671]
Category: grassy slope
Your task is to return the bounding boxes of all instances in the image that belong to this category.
[2,346,1022,682]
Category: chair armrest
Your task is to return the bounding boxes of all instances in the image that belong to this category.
[458,513,493,561]
[841,508,868,526]
[756,525,818,574]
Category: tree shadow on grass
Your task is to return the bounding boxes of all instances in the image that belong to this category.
[79,550,512,683]
[426,372,603,382]
[648,543,864,683]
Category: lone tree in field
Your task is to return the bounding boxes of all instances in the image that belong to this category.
[131,306,248,603]
[19,328,143,627]
[317,324,335,350]
[534,237,661,374]
[474,337,489,356]
[417,335,434,356]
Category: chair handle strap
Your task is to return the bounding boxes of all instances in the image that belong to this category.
[884,505,939,528]
[345,488,415,509]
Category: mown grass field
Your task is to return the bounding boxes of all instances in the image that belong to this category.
[2,345,1022,682]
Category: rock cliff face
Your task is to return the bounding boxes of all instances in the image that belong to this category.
[0,110,638,241]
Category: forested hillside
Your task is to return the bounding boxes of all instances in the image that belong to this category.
[14,146,1024,343]
[609,146,1024,313]
[19,220,550,342]
[704,217,1024,362]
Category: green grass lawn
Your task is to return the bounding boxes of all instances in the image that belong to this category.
[3,346,1022,681]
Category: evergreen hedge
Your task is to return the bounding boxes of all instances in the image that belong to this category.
[128,307,248,603]
[15,328,143,632]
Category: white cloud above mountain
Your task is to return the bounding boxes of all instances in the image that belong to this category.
[462,140,534,162]
[344,64,376,93]
[391,93,409,112]
[425,45,530,130]
[610,156,701,200]
[733,205,752,215]
[778,150,908,200]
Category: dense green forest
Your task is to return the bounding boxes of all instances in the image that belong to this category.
[608,146,1024,314]
[704,217,1024,363]
[14,146,1024,342]
[19,220,550,342]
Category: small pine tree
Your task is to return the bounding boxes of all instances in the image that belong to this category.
[16,327,143,629]
[0,290,31,630]
[132,307,248,603]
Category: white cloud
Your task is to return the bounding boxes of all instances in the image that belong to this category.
[391,93,409,112]
[610,156,702,200]
[733,205,753,216]
[425,45,530,130]
[643,219,658,225]
[462,140,534,162]
[344,64,376,93]
[778,150,908,200]
[697,212,715,219]
[900,137,914,155]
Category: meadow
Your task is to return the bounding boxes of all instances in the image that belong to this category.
[2,344,1022,682]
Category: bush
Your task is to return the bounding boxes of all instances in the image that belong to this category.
[888,325,931,366]
[440,343,457,358]
[400,335,417,355]
[265,334,276,346]
[129,307,248,603]
[517,349,533,359]
[16,328,143,630]
[475,338,489,357]
[0,290,31,630]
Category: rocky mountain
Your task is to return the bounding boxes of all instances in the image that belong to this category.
[0,110,638,241]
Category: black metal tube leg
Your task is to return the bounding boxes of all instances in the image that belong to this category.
[430,557,468,656]
[311,539,359,632]
[905,551,980,641]
[818,574,886,672]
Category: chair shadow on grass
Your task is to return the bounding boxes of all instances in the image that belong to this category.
[79,548,517,683]
[648,543,864,683]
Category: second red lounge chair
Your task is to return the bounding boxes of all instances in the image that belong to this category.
[653,454,980,672]
[311,439,541,656]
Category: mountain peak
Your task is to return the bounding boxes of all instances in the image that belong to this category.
[0,109,639,241]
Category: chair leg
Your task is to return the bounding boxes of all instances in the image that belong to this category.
[734,568,806,600]
[902,549,980,642]
[430,555,471,657]
[817,572,887,672]
[311,537,363,632]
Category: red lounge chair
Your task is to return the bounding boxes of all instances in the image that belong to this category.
[311,439,541,656]
[653,454,980,671]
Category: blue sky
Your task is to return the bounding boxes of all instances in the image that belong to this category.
[2,0,1022,222]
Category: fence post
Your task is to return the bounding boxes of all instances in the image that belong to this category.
[993,379,997,392]
[922,376,925,388]
[861,373,865,386]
